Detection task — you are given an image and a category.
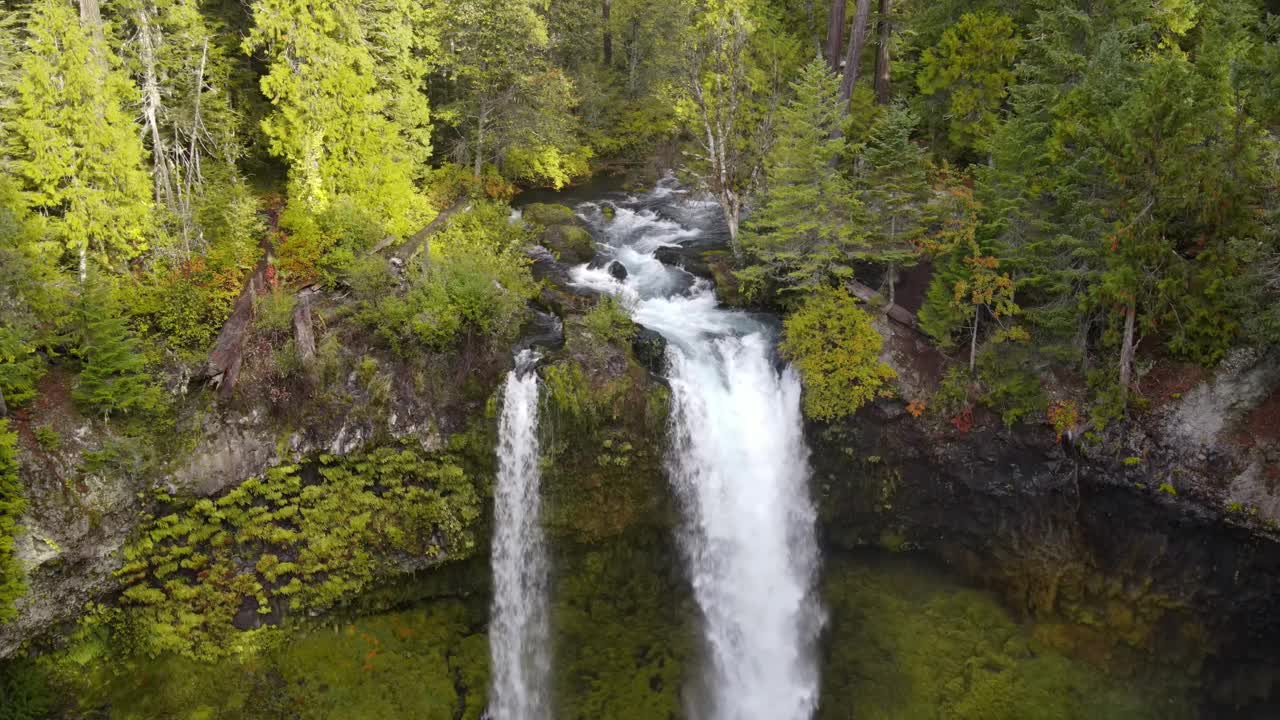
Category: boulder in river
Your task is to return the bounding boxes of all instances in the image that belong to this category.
[654,245,712,279]
[542,224,595,264]
[522,203,578,226]
[631,326,668,376]
[607,261,628,281]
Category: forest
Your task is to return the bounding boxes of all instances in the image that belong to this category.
[1,0,1280,716]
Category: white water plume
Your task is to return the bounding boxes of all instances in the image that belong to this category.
[488,350,551,720]
[569,177,823,720]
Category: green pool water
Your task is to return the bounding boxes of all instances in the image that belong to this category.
[0,548,1195,720]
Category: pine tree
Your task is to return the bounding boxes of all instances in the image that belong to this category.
[859,102,931,306]
[73,279,157,419]
[244,0,425,236]
[917,11,1021,156]
[442,0,591,188]
[8,0,154,279]
[743,58,863,297]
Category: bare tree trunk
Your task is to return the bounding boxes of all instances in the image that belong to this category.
[79,0,104,44]
[138,7,178,220]
[824,0,846,73]
[969,308,980,374]
[0,387,8,418]
[873,0,892,104]
[602,0,613,66]
[838,0,873,107]
[292,291,318,386]
[1118,301,1137,405]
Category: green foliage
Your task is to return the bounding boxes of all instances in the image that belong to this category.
[976,331,1045,427]
[351,203,537,353]
[917,11,1021,155]
[440,0,592,188]
[244,0,429,235]
[743,59,863,296]
[30,600,488,720]
[781,287,896,421]
[0,421,26,624]
[819,553,1194,720]
[858,102,932,290]
[32,425,59,452]
[114,445,483,660]
[72,280,163,420]
[275,193,396,289]
[8,0,155,273]
[580,297,634,346]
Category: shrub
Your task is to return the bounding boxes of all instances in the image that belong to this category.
[780,287,896,421]
[352,203,538,354]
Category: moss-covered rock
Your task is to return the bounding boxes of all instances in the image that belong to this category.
[20,599,488,720]
[522,203,578,227]
[111,444,485,660]
[550,530,694,720]
[818,552,1194,720]
[542,224,595,265]
[539,299,673,543]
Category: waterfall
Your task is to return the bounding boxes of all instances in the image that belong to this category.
[571,178,823,720]
[488,350,551,720]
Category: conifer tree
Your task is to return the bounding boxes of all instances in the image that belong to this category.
[244,0,425,236]
[73,279,157,419]
[8,0,154,280]
[859,102,931,306]
[917,11,1020,156]
[743,58,863,297]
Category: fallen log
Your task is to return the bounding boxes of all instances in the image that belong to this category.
[847,279,919,330]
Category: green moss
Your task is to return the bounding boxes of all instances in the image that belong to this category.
[114,445,484,660]
[551,530,694,720]
[28,600,487,720]
[521,203,578,226]
[818,552,1194,720]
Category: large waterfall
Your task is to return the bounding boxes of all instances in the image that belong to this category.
[571,179,823,720]
[488,350,551,720]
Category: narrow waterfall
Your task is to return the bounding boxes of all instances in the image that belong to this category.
[488,350,551,720]
[571,179,823,720]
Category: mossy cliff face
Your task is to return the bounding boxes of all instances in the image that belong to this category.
[809,399,1280,714]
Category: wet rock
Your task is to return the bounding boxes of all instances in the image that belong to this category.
[607,261,628,281]
[542,224,595,264]
[654,246,712,279]
[632,327,668,376]
[521,203,578,226]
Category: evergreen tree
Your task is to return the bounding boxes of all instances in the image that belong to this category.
[441,0,591,188]
[0,418,25,623]
[919,179,1018,372]
[244,0,425,236]
[73,279,157,419]
[859,102,931,306]
[8,0,154,279]
[742,58,862,297]
[916,11,1020,156]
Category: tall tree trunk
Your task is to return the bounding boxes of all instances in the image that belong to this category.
[602,0,613,66]
[1118,301,1137,405]
[79,0,104,44]
[873,0,892,104]
[138,7,178,223]
[969,308,980,374]
[825,0,846,73]
[837,0,873,107]
[0,386,8,418]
